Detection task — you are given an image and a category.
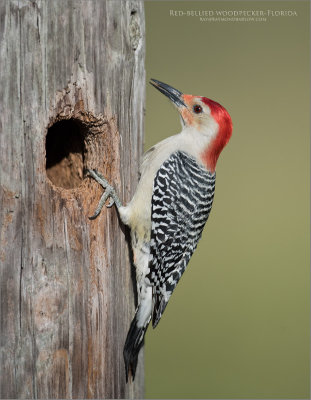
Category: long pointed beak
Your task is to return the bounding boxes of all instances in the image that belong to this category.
[150,79,186,108]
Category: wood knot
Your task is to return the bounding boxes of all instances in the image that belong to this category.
[129,10,141,50]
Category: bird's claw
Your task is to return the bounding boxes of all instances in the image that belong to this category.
[87,169,122,219]
[106,198,115,208]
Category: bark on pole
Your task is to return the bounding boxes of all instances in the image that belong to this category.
[0,0,145,398]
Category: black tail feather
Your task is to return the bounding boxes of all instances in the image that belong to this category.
[123,310,150,382]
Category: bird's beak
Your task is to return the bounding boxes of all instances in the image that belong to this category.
[150,79,186,108]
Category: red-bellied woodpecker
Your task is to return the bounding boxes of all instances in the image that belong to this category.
[87,79,232,382]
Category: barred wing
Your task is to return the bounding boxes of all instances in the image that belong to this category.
[146,151,216,327]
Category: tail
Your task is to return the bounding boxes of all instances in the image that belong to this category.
[123,308,151,382]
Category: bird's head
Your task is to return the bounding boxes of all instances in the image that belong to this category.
[150,79,232,172]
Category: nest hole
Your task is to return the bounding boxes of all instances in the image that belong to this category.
[46,119,86,189]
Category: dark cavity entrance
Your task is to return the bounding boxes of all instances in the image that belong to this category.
[46,119,86,189]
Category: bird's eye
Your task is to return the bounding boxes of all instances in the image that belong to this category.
[193,104,203,114]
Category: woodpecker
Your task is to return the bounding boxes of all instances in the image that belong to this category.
[87,79,232,382]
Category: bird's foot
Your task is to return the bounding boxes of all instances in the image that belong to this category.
[86,169,122,220]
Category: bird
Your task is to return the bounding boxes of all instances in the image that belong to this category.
[87,79,233,382]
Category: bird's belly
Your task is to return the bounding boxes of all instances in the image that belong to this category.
[132,238,151,301]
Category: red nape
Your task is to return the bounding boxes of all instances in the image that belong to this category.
[200,97,232,172]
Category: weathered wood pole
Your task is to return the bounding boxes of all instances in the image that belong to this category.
[0,0,145,398]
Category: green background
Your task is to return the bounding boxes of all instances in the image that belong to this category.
[143,1,310,398]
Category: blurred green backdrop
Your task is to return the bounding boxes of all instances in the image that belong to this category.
[143,1,310,398]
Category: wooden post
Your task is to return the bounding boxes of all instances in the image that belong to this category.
[0,0,145,398]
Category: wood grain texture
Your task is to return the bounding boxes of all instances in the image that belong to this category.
[0,0,145,398]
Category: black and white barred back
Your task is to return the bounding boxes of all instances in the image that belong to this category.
[146,150,216,327]
[123,150,216,381]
